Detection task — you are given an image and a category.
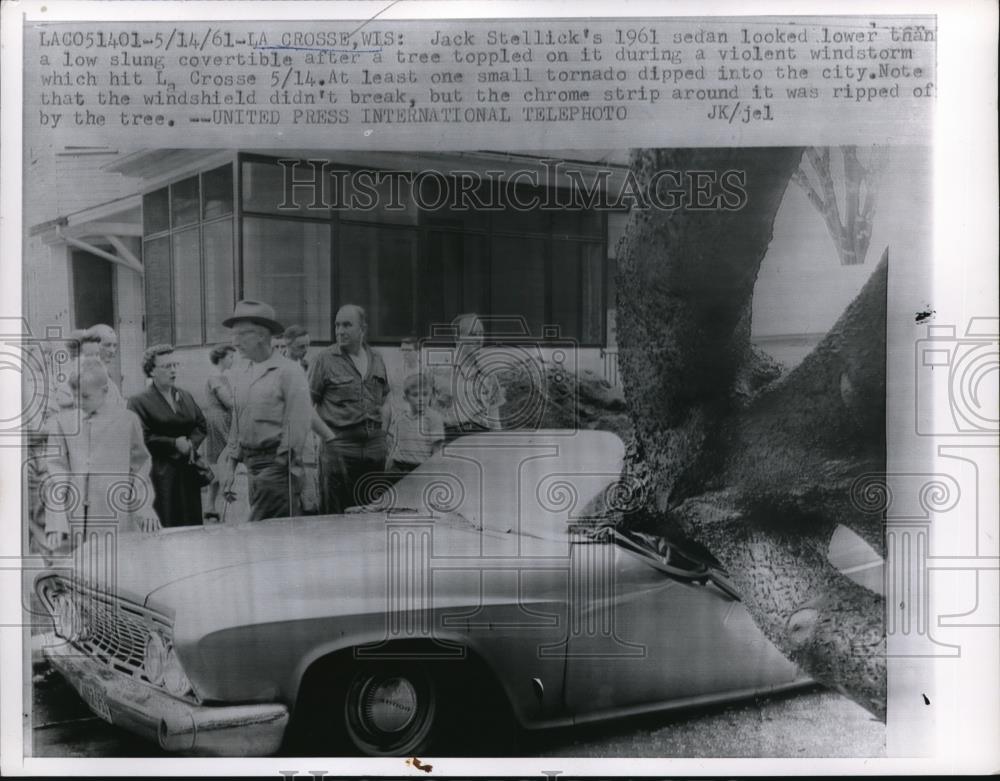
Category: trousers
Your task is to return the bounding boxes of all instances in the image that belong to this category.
[318,431,387,514]
[245,451,302,522]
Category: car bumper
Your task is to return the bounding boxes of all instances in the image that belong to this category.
[42,634,289,756]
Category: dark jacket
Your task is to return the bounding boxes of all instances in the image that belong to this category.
[127,384,207,527]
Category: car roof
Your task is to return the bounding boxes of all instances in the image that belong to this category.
[392,429,627,541]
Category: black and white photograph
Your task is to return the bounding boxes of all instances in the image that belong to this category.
[1,2,996,776]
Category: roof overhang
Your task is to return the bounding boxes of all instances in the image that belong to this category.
[30,193,143,274]
[102,149,235,187]
[101,148,630,192]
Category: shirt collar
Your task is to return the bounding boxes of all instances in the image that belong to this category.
[249,349,284,373]
[330,343,369,359]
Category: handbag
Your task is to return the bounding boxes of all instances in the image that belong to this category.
[190,451,215,487]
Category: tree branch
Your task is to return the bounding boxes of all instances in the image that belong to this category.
[843,147,862,264]
[792,167,826,214]
[674,505,885,719]
[715,251,887,552]
[803,147,858,265]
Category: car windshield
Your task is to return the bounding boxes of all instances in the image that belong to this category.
[380,432,626,540]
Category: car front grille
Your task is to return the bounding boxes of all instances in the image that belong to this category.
[49,577,180,691]
[74,586,162,675]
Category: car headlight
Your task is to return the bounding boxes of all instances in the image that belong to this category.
[144,631,194,698]
[162,647,194,698]
[51,592,86,643]
[144,632,168,685]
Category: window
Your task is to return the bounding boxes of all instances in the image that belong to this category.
[604,211,629,348]
[338,224,417,340]
[143,236,172,345]
[142,189,169,235]
[339,172,418,225]
[242,158,313,215]
[141,163,235,347]
[417,182,605,343]
[202,219,235,343]
[170,176,200,228]
[490,183,549,235]
[171,228,201,346]
[552,241,604,344]
[236,155,608,346]
[243,217,331,340]
[490,236,547,336]
[423,232,488,334]
[202,165,234,221]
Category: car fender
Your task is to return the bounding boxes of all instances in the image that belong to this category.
[284,623,567,729]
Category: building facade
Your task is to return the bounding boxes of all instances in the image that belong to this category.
[28,149,631,406]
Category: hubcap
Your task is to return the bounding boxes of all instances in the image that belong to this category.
[344,666,437,755]
[361,676,418,734]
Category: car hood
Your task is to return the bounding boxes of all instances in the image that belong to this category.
[69,512,563,606]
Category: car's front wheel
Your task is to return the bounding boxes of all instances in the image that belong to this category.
[341,662,437,756]
[288,651,515,757]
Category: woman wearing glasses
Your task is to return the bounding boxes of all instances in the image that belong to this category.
[127,344,208,527]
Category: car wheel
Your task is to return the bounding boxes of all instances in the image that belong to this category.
[342,662,437,756]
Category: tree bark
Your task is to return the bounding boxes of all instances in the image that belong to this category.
[616,147,886,720]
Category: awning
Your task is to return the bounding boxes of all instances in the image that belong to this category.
[31,194,143,274]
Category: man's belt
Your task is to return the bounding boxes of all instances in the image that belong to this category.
[241,443,280,456]
[334,420,383,435]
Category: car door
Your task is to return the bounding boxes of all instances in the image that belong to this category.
[562,538,800,716]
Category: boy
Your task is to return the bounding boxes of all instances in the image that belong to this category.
[387,373,446,475]
[45,358,160,552]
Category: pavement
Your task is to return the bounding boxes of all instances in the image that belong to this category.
[529,686,884,758]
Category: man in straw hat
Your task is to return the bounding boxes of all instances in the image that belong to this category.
[217,300,313,521]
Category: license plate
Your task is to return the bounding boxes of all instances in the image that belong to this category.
[80,681,113,723]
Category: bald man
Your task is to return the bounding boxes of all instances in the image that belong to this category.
[308,304,390,513]
[72,325,126,409]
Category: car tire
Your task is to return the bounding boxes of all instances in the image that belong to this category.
[341,661,438,756]
[287,651,515,757]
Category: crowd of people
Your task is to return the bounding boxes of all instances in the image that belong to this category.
[28,300,506,553]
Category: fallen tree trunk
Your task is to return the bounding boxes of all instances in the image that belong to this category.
[616,147,886,719]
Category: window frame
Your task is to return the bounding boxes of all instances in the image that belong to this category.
[141,162,236,347]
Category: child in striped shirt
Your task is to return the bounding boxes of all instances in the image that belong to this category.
[387,373,446,474]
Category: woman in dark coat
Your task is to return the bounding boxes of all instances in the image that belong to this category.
[127,344,207,527]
